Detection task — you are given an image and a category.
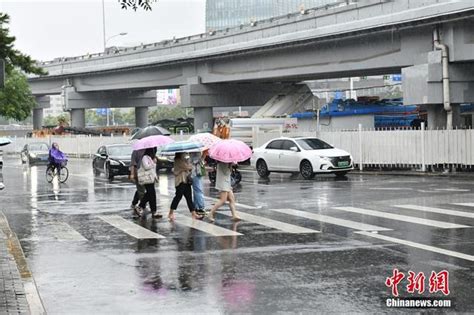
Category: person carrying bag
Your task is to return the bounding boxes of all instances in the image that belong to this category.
[137,148,162,219]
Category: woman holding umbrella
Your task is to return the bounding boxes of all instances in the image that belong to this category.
[208,139,252,222]
[168,152,203,221]
[209,161,240,222]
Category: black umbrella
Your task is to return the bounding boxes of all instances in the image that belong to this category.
[130,126,171,140]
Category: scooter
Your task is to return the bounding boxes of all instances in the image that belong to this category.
[207,158,242,186]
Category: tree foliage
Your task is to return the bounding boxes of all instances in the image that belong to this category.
[149,106,191,123]
[43,113,70,127]
[0,13,46,121]
[119,0,157,11]
[0,13,45,75]
[0,69,36,121]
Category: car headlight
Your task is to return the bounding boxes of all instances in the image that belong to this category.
[109,159,120,166]
[30,153,37,158]
[319,156,331,162]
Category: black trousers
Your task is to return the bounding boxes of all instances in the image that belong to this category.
[170,183,194,212]
[139,183,157,213]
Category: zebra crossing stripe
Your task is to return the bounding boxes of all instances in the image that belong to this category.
[394,205,474,219]
[453,203,474,208]
[98,215,165,239]
[50,222,87,241]
[355,231,474,262]
[267,208,391,232]
[333,207,469,229]
[174,216,243,237]
[219,211,320,234]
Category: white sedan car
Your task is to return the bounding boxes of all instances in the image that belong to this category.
[251,137,353,179]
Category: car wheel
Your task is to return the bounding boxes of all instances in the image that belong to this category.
[300,160,315,180]
[256,159,270,178]
[335,171,348,178]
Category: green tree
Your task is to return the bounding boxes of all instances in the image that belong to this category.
[0,13,45,75]
[0,69,36,121]
[0,13,46,121]
[149,106,192,123]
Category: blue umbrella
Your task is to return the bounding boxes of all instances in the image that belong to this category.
[159,140,203,155]
[0,138,12,147]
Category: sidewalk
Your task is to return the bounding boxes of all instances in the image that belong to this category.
[0,231,29,314]
[0,213,45,315]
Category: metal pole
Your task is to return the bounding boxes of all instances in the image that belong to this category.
[102,0,106,51]
[421,122,426,172]
[358,123,363,171]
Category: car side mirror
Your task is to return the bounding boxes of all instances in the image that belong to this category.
[290,146,299,152]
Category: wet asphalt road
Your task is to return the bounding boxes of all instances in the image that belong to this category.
[1,156,474,314]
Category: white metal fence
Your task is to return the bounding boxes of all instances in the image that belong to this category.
[1,127,473,169]
[252,126,474,169]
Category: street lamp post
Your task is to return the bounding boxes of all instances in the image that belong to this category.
[105,32,128,50]
[102,0,127,51]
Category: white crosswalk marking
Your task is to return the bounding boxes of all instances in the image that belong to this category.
[50,222,87,241]
[355,231,474,262]
[394,205,474,219]
[267,208,391,232]
[175,216,243,237]
[333,206,469,229]
[98,215,165,239]
[219,211,320,234]
[453,203,474,208]
[434,188,470,192]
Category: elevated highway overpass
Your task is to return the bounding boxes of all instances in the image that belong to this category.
[28,0,474,130]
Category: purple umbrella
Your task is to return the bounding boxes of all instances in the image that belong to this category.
[132,135,175,151]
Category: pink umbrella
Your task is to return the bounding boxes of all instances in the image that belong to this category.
[209,139,252,163]
[132,135,174,151]
[189,132,222,149]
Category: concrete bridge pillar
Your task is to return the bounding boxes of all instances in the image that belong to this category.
[70,108,85,128]
[135,107,148,128]
[33,109,43,130]
[194,107,213,132]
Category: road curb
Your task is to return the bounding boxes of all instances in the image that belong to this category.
[238,166,474,179]
[0,212,46,315]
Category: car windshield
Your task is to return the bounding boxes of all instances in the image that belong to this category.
[29,143,48,151]
[296,138,333,150]
[108,145,132,156]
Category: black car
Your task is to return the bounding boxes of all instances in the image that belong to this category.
[92,144,132,180]
[156,155,173,173]
[21,142,50,164]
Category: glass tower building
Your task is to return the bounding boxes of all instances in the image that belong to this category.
[206,0,340,31]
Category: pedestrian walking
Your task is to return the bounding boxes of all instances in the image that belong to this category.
[209,162,241,222]
[129,149,146,217]
[190,151,206,216]
[137,147,163,219]
[168,153,203,221]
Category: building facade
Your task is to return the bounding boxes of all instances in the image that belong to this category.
[43,95,65,117]
[206,0,340,31]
